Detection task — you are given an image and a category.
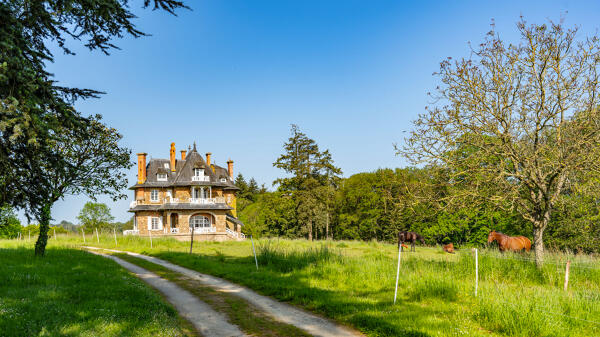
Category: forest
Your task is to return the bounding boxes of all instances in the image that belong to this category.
[236,126,600,254]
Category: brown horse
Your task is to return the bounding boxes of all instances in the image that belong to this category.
[398,231,425,252]
[487,231,531,252]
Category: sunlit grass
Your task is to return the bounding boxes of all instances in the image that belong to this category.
[6,234,600,336]
[0,241,194,337]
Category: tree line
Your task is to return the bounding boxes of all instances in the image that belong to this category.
[237,124,600,255]
[0,202,133,239]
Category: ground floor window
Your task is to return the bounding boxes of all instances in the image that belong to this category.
[189,215,211,229]
[149,216,162,230]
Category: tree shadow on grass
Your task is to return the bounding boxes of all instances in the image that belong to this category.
[0,247,189,337]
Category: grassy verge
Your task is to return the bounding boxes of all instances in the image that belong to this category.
[22,235,600,336]
[0,240,195,337]
[112,252,310,337]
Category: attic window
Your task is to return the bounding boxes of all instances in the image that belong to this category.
[194,168,204,177]
[220,178,227,183]
[163,163,169,169]
[157,173,167,181]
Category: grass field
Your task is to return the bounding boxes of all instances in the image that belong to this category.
[4,234,600,337]
[0,240,195,337]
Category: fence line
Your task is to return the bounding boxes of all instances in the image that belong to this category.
[478,252,600,270]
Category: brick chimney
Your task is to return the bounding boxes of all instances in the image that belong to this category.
[170,142,176,172]
[180,150,187,161]
[227,159,234,179]
[137,153,147,184]
[206,152,212,167]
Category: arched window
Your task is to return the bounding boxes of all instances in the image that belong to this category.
[189,215,211,229]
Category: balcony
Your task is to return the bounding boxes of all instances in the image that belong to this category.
[189,197,226,204]
[191,176,210,182]
[192,226,217,233]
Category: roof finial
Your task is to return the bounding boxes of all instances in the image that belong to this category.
[193,142,197,152]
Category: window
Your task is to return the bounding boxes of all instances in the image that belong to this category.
[220,178,227,183]
[151,217,160,230]
[149,217,162,230]
[150,189,159,202]
[194,168,204,177]
[189,215,211,229]
[164,163,169,169]
[192,187,209,199]
[157,173,167,181]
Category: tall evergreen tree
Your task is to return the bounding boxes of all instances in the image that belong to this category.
[273,125,341,240]
[0,0,186,256]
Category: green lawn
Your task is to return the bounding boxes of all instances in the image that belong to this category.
[0,240,195,337]
[8,234,600,336]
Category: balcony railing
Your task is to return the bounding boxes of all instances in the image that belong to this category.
[192,226,216,233]
[189,197,226,204]
[191,176,210,182]
[131,197,227,207]
[123,230,139,236]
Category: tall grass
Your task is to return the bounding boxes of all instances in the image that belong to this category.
[9,235,600,336]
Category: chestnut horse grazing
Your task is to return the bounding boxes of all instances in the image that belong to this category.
[443,243,455,254]
[398,231,425,252]
[487,231,531,252]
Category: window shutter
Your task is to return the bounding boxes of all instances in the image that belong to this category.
[159,217,163,230]
[148,216,151,230]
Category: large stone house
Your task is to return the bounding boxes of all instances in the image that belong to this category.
[128,143,245,241]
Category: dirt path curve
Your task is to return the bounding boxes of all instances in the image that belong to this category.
[87,250,247,337]
[84,247,364,337]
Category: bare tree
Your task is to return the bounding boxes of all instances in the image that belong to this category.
[401,19,600,266]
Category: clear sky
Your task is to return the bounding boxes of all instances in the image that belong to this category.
[31,0,600,224]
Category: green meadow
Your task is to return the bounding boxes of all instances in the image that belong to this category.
[3,234,600,337]
[0,240,195,337]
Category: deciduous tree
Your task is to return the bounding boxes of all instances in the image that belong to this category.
[401,19,600,266]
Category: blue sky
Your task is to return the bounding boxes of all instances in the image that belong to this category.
[32,0,600,224]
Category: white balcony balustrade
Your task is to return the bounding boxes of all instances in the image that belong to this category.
[189,197,226,204]
[170,228,179,234]
[123,230,139,236]
[191,176,210,182]
[192,226,216,233]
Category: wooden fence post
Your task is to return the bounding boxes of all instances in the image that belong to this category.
[28,230,30,242]
[113,227,117,246]
[149,229,153,249]
[96,228,99,243]
[564,260,571,291]
[393,243,402,304]
[251,235,258,270]
[53,228,56,240]
[82,228,86,243]
[189,226,195,254]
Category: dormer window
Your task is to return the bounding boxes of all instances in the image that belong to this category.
[220,178,227,183]
[163,163,169,169]
[192,168,208,181]
[157,173,167,181]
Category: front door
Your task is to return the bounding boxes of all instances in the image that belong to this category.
[170,214,178,233]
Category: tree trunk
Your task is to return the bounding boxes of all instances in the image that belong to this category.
[307,219,313,241]
[34,203,52,256]
[326,211,330,240]
[532,223,545,267]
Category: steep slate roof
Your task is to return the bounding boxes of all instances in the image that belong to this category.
[129,145,240,190]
